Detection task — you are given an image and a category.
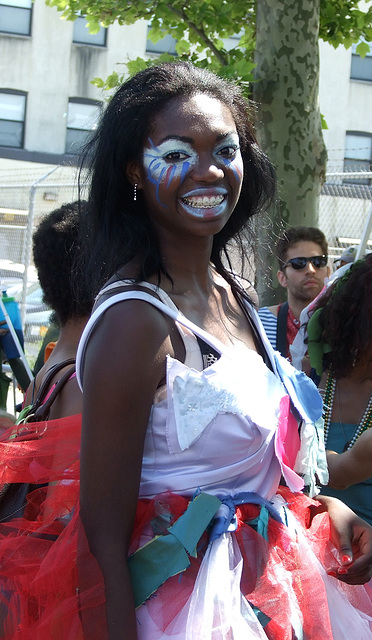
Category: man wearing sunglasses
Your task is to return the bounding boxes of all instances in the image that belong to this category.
[258,226,330,362]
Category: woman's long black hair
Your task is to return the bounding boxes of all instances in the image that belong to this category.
[79,62,276,298]
[311,253,372,378]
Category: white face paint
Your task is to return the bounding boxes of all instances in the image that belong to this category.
[143,138,198,192]
[142,133,243,214]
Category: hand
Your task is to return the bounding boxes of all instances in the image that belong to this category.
[317,495,372,585]
[301,355,312,376]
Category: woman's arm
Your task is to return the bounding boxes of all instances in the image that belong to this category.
[326,429,372,489]
[79,300,174,640]
[312,495,372,585]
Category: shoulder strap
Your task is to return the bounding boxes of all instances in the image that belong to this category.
[76,291,227,389]
[276,301,288,358]
[95,280,180,311]
[27,358,76,419]
[31,364,76,422]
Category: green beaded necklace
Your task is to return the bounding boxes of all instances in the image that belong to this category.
[322,371,372,451]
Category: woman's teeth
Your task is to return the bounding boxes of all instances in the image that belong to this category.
[182,195,224,208]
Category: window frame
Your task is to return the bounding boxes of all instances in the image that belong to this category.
[343,131,372,185]
[0,0,32,37]
[0,88,27,149]
[65,97,102,155]
[350,40,372,82]
[146,23,177,55]
[72,15,107,47]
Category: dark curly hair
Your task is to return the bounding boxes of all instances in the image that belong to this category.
[32,201,93,326]
[78,61,276,297]
[311,253,372,378]
[275,226,328,270]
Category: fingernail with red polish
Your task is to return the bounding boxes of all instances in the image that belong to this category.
[327,570,337,577]
[338,567,349,574]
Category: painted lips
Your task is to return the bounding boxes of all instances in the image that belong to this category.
[180,188,228,217]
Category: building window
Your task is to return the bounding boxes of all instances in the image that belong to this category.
[350,41,372,82]
[73,15,107,46]
[146,23,177,55]
[0,0,32,36]
[65,98,101,154]
[344,132,372,184]
[0,90,26,148]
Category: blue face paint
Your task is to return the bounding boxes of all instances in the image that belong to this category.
[143,138,198,206]
[142,134,243,209]
[214,133,243,182]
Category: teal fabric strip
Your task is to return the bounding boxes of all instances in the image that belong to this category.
[250,603,271,628]
[128,492,221,608]
[256,505,270,541]
[245,505,270,542]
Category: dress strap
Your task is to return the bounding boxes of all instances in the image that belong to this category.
[96,280,180,313]
[76,290,227,389]
[95,281,205,371]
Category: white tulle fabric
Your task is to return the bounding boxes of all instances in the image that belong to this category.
[136,532,269,640]
[135,502,372,640]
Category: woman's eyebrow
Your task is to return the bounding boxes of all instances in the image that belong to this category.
[157,135,193,145]
[157,131,238,146]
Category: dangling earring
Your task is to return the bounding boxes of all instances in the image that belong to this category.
[133,183,137,201]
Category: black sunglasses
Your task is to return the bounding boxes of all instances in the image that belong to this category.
[282,255,328,270]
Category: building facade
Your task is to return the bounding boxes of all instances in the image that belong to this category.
[0,0,371,265]
[320,38,372,173]
[0,0,148,167]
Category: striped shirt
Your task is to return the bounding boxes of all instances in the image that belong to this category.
[257,307,277,351]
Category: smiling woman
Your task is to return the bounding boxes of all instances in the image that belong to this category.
[1,63,372,640]
[139,111,243,221]
[127,94,243,235]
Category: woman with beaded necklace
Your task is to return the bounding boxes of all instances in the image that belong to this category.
[308,253,372,524]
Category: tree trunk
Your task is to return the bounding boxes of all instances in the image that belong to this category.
[253,0,327,305]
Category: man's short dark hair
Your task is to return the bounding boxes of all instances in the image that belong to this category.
[275,226,328,270]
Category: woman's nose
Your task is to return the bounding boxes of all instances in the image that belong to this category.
[192,155,224,182]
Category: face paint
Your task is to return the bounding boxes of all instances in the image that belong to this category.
[142,133,243,211]
[214,133,243,183]
[143,138,198,206]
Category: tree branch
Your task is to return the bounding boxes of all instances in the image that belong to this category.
[166,3,229,66]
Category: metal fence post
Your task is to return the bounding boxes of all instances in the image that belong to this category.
[21,166,60,327]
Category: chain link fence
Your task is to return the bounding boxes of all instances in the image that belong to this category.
[0,164,371,365]
[319,168,372,262]
[0,165,81,277]
[0,165,84,369]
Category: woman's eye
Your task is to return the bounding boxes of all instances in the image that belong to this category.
[163,151,190,162]
[217,146,239,159]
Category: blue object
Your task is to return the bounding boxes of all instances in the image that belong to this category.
[0,292,24,359]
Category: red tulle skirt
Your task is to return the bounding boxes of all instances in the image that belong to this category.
[0,416,371,639]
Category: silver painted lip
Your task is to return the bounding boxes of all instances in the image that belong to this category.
[180,198,227,219]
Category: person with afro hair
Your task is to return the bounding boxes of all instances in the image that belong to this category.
[23,200,93,418]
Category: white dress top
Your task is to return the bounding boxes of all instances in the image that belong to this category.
[76,281,327,501]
